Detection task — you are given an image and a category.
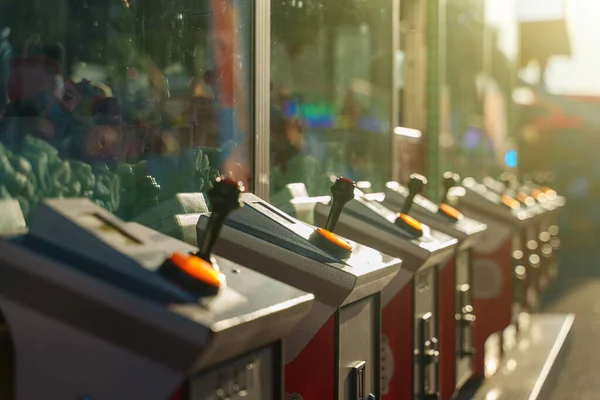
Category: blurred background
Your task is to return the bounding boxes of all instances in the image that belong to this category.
[0,0,599,397]
[0,1,594,290]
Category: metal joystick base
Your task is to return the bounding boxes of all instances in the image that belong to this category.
[308,228,353,259]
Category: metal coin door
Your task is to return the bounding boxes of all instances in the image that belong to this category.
[308,189,457,400]
[383,182,487,399]
[0,198,314,400]
[195,193,402,400]
[446,178,535,378]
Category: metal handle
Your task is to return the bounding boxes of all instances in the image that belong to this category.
[415,314,439,400]
[513,265,527,333]
[350,361,366,400]
[456,284,475,358]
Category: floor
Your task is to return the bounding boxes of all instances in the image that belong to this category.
[456,244,600,400]
[543,277,600,400]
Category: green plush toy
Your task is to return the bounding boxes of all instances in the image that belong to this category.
[0,135,233,226]
[0,136,122,221]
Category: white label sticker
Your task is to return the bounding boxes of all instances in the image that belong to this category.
[54,80,82,111]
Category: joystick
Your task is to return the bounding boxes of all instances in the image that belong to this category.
[158,176,242,297]
[394,174,426,237]
[197,176,244,261]
[325,177,356,232]
[499,172,516,192]
[438,172,463,221]
[401,173,427,215]
[440,171,460,204]
[310,177,356,259]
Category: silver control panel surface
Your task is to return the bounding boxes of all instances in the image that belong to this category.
[0,199,314,400]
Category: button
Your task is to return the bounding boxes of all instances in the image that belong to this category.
[541,186,557,200]
[314,228,352,251]
[309,227,353,259]
[395,213,423,237]
[501,195,520,210]
[438,203,463,221]
[159,252,224,297]
[530,189,547,202]
[518,192,536,206]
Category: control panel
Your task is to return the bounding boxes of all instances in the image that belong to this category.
[196,177,401,400]
[384,173,487,252]
[0,177,313,400]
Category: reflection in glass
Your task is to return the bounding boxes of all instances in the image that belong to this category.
[0,0,252,225]
[270,0,393,200]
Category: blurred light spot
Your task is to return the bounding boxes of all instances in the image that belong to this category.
[505,359,518,372]
[542,244,553,256]
[529,254,541,265]
[505,150,518,168]
[394,126,422,139]
[513,250,524,260]
[485,388,502,400]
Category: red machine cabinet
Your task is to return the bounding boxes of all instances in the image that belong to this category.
[449,179,537,378]
[383,181,486,399]
[310,189,457,400]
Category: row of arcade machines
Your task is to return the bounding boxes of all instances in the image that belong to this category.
[0,170,564,400]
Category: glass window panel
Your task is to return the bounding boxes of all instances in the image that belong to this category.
[0,0,253,225]
[270,0,394,199]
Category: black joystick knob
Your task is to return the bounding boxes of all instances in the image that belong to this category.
[440,171,460,203]
[197,176,243,262]
[500,172,516,191]
[325,177,356,233]
[401,173,427,215]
